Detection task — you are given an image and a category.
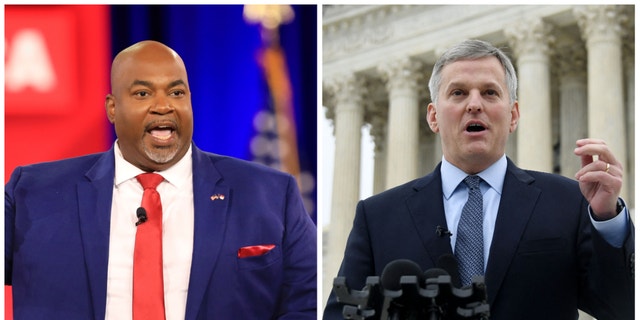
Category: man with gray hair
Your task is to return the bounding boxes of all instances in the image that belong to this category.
[324,39,633,319]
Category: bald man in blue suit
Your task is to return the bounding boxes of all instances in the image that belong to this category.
[6,40,316,319]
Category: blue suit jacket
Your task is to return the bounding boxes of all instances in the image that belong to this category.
[324,159,633,320]
[6,144,317,319]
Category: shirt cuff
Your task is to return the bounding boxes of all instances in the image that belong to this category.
[588,200,630,248]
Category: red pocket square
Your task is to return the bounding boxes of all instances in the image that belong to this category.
[237,244,276,258]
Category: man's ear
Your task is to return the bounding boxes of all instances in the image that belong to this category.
[105,94,116,124]
[427,103,439,133]
[509,101,519,133]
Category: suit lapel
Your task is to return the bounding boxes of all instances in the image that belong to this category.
[405,164,453,266]
[485,159,539,304]
[184,147,230,320]
[77,149,115,320]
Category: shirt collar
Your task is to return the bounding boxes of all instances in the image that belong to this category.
[440,154,507,199]
[114,141,193,188]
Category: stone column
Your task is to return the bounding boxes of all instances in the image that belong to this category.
[323,73,365,301]
[419,124,436,175]
[505,127,518,163]
[506,17,555,172]
[623,39,634,209]
[575,5,628,200]
[378,57,423,189]
[432,133,443,165]
[368,101,389,195]
[418,92,437,175]
[555,36,588,179]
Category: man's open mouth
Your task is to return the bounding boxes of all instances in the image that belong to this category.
[146,122,177,141]
[466,123,486,132]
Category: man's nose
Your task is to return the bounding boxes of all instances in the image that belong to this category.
[467,91,482,112]
[151,95,173,114]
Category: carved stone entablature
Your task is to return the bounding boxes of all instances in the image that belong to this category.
[324,5,404,62]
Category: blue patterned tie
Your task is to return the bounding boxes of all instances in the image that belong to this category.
[455,175,484,287]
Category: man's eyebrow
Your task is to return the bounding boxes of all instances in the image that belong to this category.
[444,81,465,88]
[445,80,503,89]
[129,79,187,90]
[168,79,186,88]
[130,79,153,89]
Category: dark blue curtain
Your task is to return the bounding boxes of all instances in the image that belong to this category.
[110,5,317,221]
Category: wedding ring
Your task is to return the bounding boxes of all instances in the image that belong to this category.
[605,162,610,173]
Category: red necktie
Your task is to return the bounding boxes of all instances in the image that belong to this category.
[133,173,166,320]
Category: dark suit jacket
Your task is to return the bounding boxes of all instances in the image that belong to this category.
[6,144,317,319]
[324,159,633,319]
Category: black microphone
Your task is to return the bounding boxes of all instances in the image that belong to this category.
[334,256,490,320]
[437,253,461,288]
[381,259,423,291]
[423,267,449,283]
[380,259,424,320]
[423,268,449,320]
[434,254,490,318]
[135,207,148,226]
[436,226,452,237]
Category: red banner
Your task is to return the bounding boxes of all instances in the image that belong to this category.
[5,5,111,181]
[5,5,111,319]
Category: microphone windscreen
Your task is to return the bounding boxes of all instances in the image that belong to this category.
[380,259,423,291]
[437,254,461,288]
[423,267,448,280]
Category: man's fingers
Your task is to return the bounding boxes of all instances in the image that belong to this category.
[575,158,620,181]
[574,139,620,168]
[575,138,606,147]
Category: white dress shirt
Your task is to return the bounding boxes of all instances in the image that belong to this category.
[105,142,194,320]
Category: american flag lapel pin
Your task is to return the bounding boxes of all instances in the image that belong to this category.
[210,194,226,201]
